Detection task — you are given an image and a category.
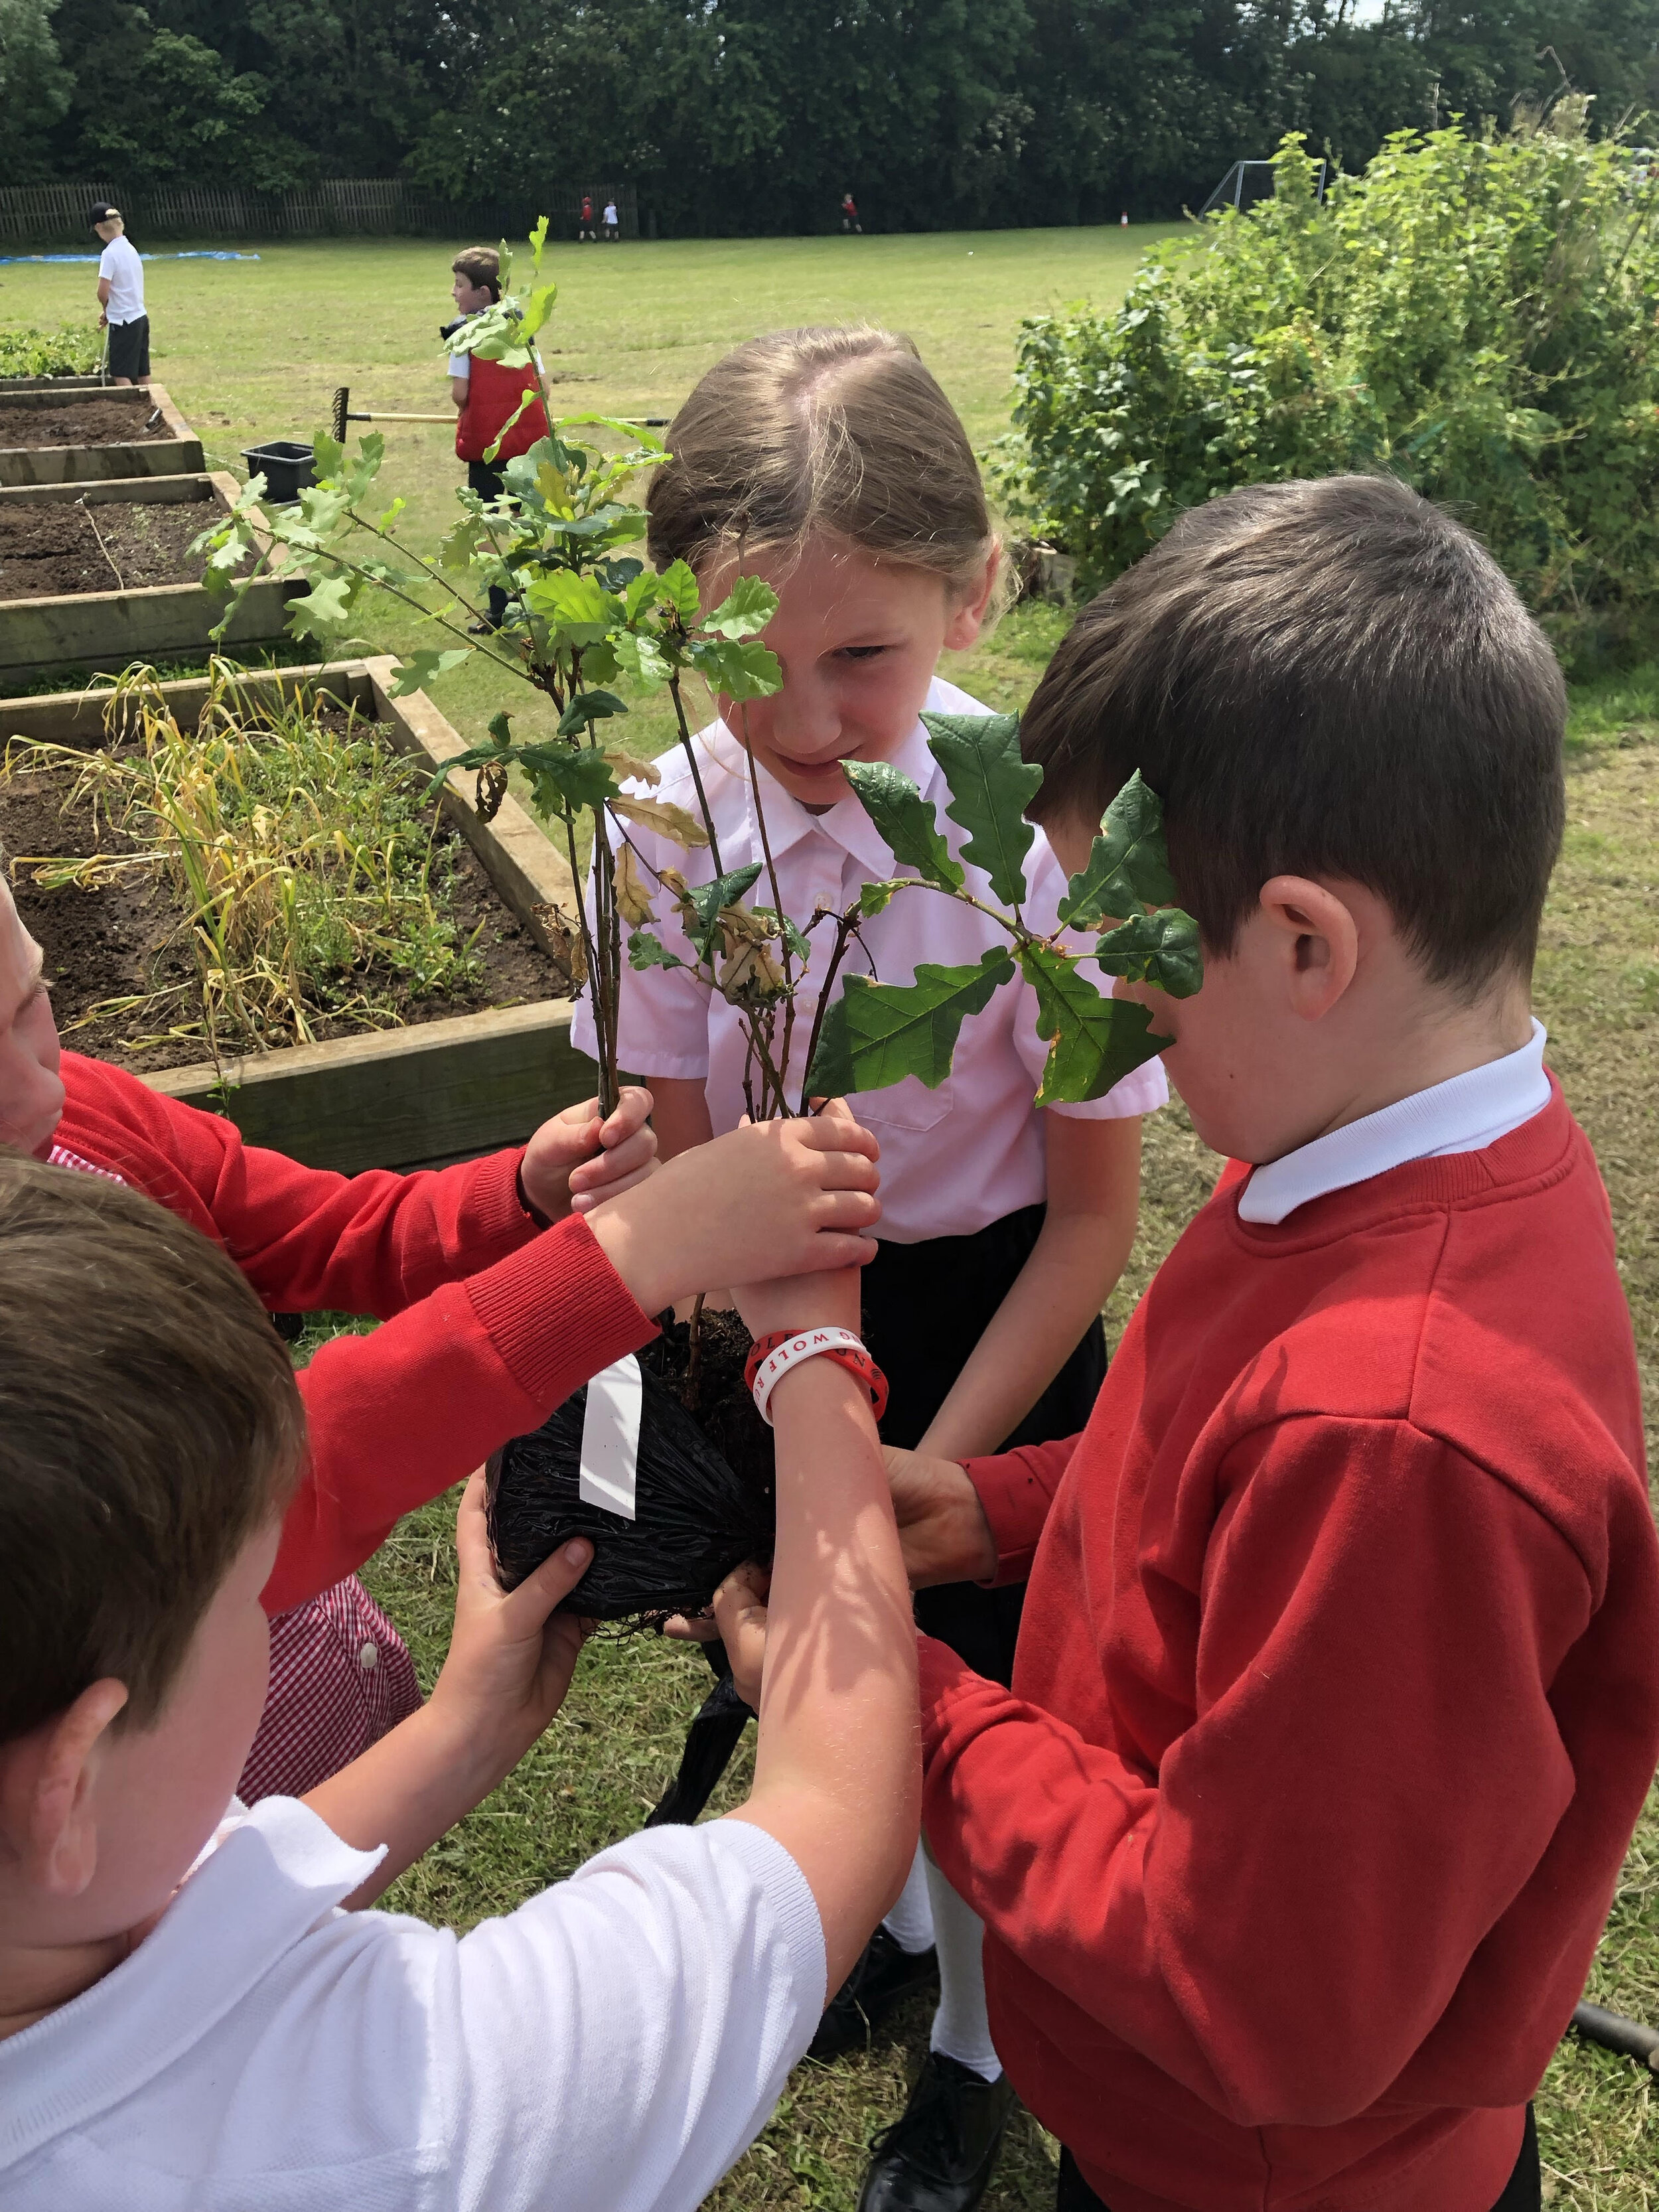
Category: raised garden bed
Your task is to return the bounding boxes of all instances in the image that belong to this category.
[0,382,203,486]
[0,473,301,689]
[0,658,595,1171]
[0,375,106,394]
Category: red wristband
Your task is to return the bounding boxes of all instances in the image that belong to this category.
[745,1327,889,1425]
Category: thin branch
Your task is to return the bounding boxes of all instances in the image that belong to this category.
[665,668,725,875]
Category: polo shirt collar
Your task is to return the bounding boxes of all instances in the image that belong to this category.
[735,713,939,882]
[1238,1019,1551,1226]
[0,1796,382,2165]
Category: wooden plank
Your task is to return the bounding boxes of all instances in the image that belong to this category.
[0,470,224,508]
[362,656,581,952]
[143,999,594,1175]
[0,661,375,748]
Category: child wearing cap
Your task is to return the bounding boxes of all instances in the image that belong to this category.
[90,204,147,385]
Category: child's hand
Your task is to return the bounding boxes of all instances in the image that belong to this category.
[585,1098,881,1316]
[519,1085,656,1222]
[425,1475,595,1769]
[884,1447,999,1588]
[712,1562,771,1710]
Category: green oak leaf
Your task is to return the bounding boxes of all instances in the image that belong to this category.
[677,863,765,962]
[703,574,779,639]
[517,741,620,817]
[685,635,783,700]
[859,879,900,919]
[521,569,616,642]
[922,710,1040,909]
[613,630,671,688]
[1018,944,1172,1104]
[283,571,356,640]
[623,569,662,620]
[805,949,1015,1098]
[1058,770,1179,928]
[628,931,684,972]
[556,688,628,736]
[658,558,702,623]
[387,648,471,698]
[841,761,964,892]
[1094,908,1203,998]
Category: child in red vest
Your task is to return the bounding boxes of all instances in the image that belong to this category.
[847,475,1659,2211]
[448,245,552,631]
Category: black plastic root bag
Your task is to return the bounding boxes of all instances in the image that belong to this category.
[485,1357,775,1628]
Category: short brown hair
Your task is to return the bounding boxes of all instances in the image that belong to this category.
[648,325,999,602]
[0,1154,305,1742]
[1022,475,1567,994]
[451,246,501,300]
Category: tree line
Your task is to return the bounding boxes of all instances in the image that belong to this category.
[2,0,1656,233]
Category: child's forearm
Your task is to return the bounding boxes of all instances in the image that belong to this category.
[728,1359,920,1992]
[303,1703,510,1911]
[916,1214,1132,1461]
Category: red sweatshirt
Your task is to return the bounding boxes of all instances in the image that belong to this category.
[922,1084,1659,2212]
[54,1053,658,1614]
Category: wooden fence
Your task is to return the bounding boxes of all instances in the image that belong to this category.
[0,181,638,248]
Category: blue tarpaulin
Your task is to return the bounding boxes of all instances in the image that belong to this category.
[0,251,261,265]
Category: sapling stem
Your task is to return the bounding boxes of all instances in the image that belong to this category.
[666,670,725,877]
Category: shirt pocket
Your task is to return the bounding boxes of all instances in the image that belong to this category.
[847,1074,954,1135]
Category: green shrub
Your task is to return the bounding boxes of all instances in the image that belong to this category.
[0,323,102,378]
[993,115,1659,661]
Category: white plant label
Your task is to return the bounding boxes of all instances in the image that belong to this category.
[577,1354,642,1521]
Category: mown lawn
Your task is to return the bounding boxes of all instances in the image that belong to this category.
[7,225,1654,2207]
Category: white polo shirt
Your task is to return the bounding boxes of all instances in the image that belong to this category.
[98,233,144,325]
[0,1795,824,2212]
[1238,1019,1552,1223]
[574,676,1167,1242]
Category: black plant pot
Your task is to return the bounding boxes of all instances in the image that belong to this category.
[485,1307,776,1628]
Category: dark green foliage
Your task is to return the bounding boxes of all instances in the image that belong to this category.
[996,122,1659,658]
[840,761,964,893]
[922,709,1039,908]
[18,1,1659,228]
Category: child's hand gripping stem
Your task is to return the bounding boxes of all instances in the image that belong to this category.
[518,1084,658,1221]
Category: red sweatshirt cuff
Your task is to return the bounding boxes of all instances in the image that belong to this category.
[916,1631,998,1768]
[462,1145,540,1254]
[465,1211,660,1408]
[965,1449,1060,1586]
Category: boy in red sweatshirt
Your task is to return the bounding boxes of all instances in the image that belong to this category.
[879,475,1659,2212]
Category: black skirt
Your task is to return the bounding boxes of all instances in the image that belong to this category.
[859,1203,1106,1689]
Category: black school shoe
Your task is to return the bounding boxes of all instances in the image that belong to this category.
[808,1928,938,2060]
[857,2053,1016,2212]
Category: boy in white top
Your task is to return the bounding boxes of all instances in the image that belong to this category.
[603,200,620,239]
[90,202,148,385]
[0,1114,918,2211]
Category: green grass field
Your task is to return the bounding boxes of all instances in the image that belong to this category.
[6,225,1656,2209]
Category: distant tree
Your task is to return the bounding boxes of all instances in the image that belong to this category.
[0,0,72,181]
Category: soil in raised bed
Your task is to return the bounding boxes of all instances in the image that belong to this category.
[0,399,172,450]
[1,721,574,1072]
[0,498,218,601]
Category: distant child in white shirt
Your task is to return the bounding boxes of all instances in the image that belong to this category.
[89,202,147,384]
[0,1126,918,2212]
[575,324,1166,2210]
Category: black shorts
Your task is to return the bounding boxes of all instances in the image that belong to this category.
[106,316,150,382]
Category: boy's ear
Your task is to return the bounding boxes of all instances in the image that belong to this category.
[1258,875,1361,1021]
[0,1679,127,1897]
[942,548,1001,653]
